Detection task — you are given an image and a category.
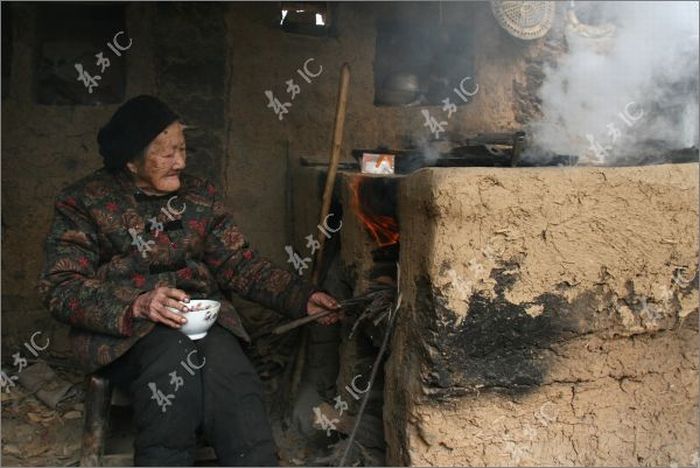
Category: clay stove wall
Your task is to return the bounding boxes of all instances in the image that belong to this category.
[386,164,699,466]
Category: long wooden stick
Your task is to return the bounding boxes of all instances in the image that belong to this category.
[274,286,394,335]
[289,63,351,409]
[311,63,351,286]
[273,309,336,335]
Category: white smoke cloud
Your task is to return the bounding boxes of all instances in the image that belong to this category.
[525,1,699,165]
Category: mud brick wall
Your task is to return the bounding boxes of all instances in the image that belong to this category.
[385,163,699,466]
[151,3,227,187]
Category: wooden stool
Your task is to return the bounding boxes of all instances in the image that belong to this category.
[81,374,112,466]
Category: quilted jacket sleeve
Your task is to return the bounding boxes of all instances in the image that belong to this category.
[38,192,142,336]
[202,182,316,319]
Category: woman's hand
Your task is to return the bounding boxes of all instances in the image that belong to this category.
[306,291,342,325]
[131,287,191,329]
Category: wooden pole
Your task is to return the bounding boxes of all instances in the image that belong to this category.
[288,63,351,411]
[273,308,335,335]
[311,62,351,286]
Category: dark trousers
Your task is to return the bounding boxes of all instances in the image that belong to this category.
[101,323,277,466]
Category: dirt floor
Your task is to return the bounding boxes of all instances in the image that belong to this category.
[1,365,85,466]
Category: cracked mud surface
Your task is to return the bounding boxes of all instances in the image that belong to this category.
[385,164,699,466]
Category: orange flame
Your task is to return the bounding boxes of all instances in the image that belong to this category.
[350,178,399,247]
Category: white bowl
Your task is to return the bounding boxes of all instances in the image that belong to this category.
[166,299,220,340]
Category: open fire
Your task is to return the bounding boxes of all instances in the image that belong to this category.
[349,177,399,247]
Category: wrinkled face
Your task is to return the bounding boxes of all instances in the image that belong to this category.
[127,121,186,195]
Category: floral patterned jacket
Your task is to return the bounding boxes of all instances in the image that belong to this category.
[38,168,315,373]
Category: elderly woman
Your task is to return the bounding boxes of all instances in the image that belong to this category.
[38,95,340,466]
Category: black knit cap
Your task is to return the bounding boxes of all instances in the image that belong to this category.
[97,95,179,172]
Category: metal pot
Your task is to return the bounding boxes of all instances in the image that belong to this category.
[376,72,420,106]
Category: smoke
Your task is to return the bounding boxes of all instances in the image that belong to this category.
[525,1,699,165]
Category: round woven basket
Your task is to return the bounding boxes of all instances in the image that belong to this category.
[491,0,556,40]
